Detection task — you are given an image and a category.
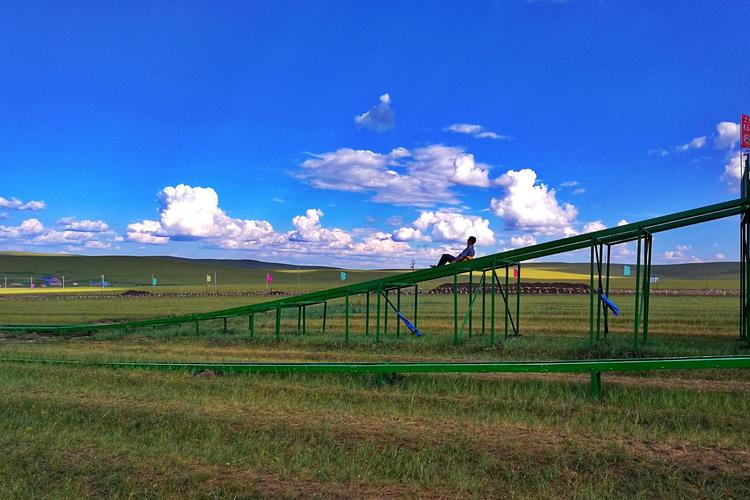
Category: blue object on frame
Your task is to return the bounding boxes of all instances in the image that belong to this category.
[623,265,631,276]
[599,292,620,316]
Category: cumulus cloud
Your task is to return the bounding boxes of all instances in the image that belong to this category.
[583,220,607,233]
[510,234,537,247]
[126,185,281,246]
[299,145,491,206]
[57,217,109,232]
[0,196,45,211]
[350,232,411,254]
[663,244,702,263]
[676,136,707,152]
[394,210,495,245]
[721,155,743,186]
[289,209,352,247]
[490,169,578,236]
[617,219,629,226]
[125,184,421,265]
[445,123,512,141]
[650,135,707,156]
[715,122,740,149]
[354,93,395,132]
[0,217,121,248]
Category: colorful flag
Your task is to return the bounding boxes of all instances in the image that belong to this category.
[512,268,519,278]
[206,274,212,283]
[266,273,273,283]
[624,265,631,276]
[340,272,347,281]
[151,277,157,286]
[742,114,750,149]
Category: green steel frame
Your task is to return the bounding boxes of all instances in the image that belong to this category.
[2,354,750,399]
[2,155,749,352]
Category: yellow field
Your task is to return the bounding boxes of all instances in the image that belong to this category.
[0,287,127,295]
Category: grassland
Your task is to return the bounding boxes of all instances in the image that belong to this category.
[1,276,749,497]
[0,252,741,292]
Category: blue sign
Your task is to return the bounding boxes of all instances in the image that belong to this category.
[152,277,157,286]
[623,265,631,276]
[340,272,347,281]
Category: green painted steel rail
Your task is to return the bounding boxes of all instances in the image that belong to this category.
[3,355,749,399]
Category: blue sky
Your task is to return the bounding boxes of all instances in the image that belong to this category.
[0,0,747,267]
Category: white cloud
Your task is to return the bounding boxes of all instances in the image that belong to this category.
[650,135,707,156]
[663,245,702,263]
[560,181,579,187]
[572,188,586,195]
[715,122,740,149]
[0,196,46,211]
[617,219,629,226]
[57,217,109,232]
[289,209,352,247]
[393,226,429,242]
[510,234,537,247]
[299,145,490,206]
[0,217,120,248]
[395,210,495,245]
[126,185,280,246]
[583,220,607,233]
[721,154,743,186]
[0,218,45,238]
[490,168,578,236]
[354,93,395,132]
[444,123,511,140]
[675,136,707,152]
[350,232,411,254]
[714,253,726,260]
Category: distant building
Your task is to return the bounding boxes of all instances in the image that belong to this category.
[40,276,62,287]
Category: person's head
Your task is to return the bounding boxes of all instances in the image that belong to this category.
[467,236,477,245]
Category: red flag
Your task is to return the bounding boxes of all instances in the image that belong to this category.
[512,268,519,278]
[742,114,750,149]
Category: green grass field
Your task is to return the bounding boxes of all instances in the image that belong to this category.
[1,255,749,497]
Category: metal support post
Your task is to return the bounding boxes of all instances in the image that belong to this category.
[633,230,642,351]
[642,234,653,343]
[322,301,327,335]
[365,292,370,336]
[589,243,595,347]
[413,285,419,330]
[604,244,611,338]
[504,265,510,338]
[376,287,381,343]
[468,271,473,337]
[482,270,487,335]
[302,305,307,336]
[384,289,389,336]
[453,270,459,345]
[249,314,254,338]
[275,308,281,339]
[596,242,604,341]
[515,264,521,336]
[742,153,749,340]
[490,265,496,346]
[590,371,603,400]
[345,294,349,343]
[396,287,401,337]
[297,306,301,335]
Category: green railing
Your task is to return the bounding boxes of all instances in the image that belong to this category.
[3,355,749,400]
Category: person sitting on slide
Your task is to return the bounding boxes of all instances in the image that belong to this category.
[433,236,476,267]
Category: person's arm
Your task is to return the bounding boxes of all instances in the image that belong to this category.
[454,246,470,263]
